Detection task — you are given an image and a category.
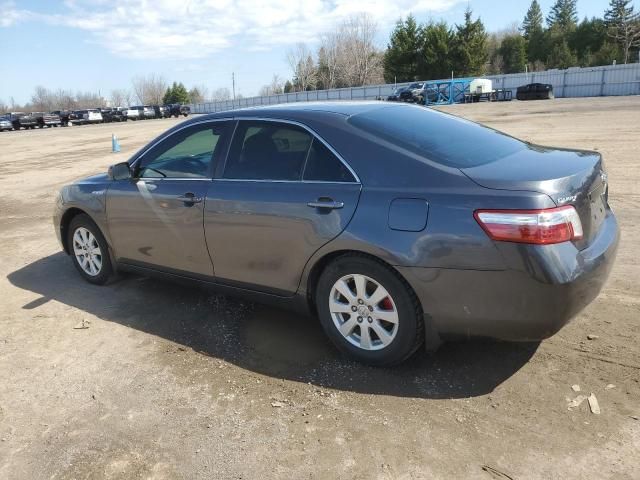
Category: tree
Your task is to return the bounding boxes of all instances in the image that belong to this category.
[163,83,175,104]
[571,17,608,65]
[500,34,527,73]
[383,15,423,83]
[339,14,383,86]
[286,43,317,91]
[110,89,129,107]
[547,0,578,31]
[211,87,231,101]
[452,8,489,76]
[283,81,293,93]
[522,0,544,38]
[547,37,578,68]
[163,82,190,104]
[604,0,640,63]
[419,21,455,79]
[132,74,167,104]
[522,0,547,62]
[188,85,208,104]
[31,86,53,111]
[259,75,285,96]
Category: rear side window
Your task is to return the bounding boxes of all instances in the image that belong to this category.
[224,121,312,181]
[303,139,355,183]
[348,106,527,168]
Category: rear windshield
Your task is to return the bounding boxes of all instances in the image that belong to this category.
[348,106,527,168]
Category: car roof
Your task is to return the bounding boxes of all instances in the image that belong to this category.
[199,101,408,121]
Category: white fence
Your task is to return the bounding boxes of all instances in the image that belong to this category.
[191,63,640,114]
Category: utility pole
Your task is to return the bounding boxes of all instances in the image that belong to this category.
[232,72,236,102]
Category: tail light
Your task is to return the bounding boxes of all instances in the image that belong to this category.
[474,206,583,245]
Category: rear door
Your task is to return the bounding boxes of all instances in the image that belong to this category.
[204,119,361,295]
[107,120,233,276]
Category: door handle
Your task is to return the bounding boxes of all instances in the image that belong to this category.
[177,193,203,204]
[307,199,344,210]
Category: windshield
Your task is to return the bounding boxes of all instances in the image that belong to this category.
[348,106,527,168]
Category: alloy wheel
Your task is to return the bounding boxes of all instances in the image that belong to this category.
[72,227,102,276]
[329,274,399,351]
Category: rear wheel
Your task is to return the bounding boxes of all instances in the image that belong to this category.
[68,214,113,285]
[316,255,424,366]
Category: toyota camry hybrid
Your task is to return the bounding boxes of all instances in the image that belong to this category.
[53,102,619,366]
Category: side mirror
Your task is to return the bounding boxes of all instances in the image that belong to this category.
[108,162,132,181]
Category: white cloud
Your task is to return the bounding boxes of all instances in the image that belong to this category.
[0,0,30,27]
[2,0,461,59]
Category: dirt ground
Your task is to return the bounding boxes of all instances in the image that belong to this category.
[0,97,638,480]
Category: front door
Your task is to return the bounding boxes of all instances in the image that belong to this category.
[106,121,232,276]
[205,119,361,295]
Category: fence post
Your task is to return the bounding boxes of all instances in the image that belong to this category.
[600,67,606,96]
[562,69,567,98]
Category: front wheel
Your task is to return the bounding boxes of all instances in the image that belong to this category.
[316,255,424,366]
[68,214,113,285]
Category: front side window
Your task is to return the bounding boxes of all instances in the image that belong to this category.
[138,122,230,179]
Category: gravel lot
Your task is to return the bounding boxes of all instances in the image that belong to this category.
[0,97,639,479]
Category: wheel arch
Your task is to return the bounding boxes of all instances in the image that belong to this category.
[60,207,103,255]
[305,249,422,315]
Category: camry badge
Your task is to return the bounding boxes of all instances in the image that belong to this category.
[557,194,577,204]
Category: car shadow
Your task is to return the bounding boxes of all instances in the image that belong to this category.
[7,253,540,399]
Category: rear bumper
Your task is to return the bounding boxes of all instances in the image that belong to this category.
[397,209,620,341]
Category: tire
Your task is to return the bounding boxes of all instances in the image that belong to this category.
[67,214,113,285]
[316,255,424,366]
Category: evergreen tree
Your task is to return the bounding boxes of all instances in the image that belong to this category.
[570,17,607,65]
[547,38,578,68]
[522,0,544,38]
[547,0,578,31]
[163,82,190,104]
[452,8,489,76]
[173,83,190,103]
[419,21,455,79]
[162,82,176,104]
[383,15,423,82]
[604,0,640,63]
[522,0,547,63]
[500,34,528,73]
[283,80,293,93]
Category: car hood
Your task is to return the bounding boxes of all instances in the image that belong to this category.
[74,173,110,184]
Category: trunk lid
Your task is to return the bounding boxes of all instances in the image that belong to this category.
[461,146,608,249]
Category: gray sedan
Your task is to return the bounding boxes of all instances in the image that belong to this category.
[53,102,619,365]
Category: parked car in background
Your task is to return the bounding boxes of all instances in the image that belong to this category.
[33,112,62,128]
[516,83,554,100]
[110,107,128,122]
[51,110,77,127]
[123,107,139,121]
[53,102,619,366]
[99,108,114,123]
[168,104,190,117]
[6,112,38,130]
[73,109,103,125]
[142,105,156,119]
[0,116,13,131]
[153,105,170,118]
[130,106,155,120]
[386,82,424,102]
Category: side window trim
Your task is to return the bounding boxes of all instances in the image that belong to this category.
[214,117,360,184]
[129,118,233,179]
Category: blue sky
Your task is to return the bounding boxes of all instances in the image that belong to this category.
[0,0,617,105]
